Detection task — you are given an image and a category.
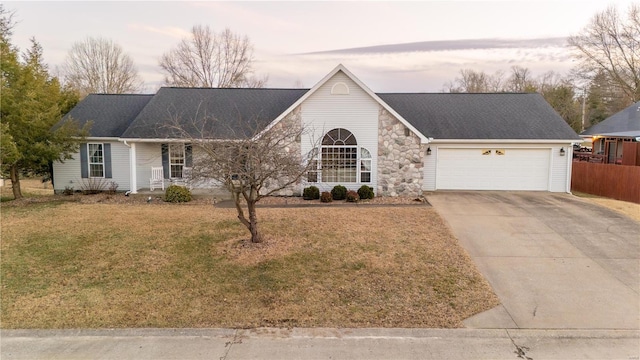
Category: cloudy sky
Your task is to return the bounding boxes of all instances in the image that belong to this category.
[5,1,636,93]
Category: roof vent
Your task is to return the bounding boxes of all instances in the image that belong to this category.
[331,82,349,95]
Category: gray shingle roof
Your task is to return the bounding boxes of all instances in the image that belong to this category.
[121,88,308,139]
[581,101,640,136]
[60,88,580,142]
[378,93,580,140]
[60,94,154,137]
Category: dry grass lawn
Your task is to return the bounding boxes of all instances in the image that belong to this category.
[1,194,498,329]
[572,192,640,222]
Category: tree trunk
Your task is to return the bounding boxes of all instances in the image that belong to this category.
[10,165,22,200]
[246,199,262,243]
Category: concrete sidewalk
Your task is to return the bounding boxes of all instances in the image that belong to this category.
[2,328,639,360]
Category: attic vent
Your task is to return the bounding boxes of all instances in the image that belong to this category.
[331,82,349,95]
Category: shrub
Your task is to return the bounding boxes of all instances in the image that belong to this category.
[165,185,192,203]
[320,191,333,203]
[346,190,359,202]
[62,186,74,196]
[303,186,320,200]
[106,181,119,195]
[78,177,108,194]
[331,185,347,200]
[357,185,375,200]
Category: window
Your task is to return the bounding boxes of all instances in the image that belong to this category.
[321,129,357,183]
[88,143,104,177]
[169,144,185,178]
[309,128,372,184]
[360,147,371,183]
[307,148,319,182]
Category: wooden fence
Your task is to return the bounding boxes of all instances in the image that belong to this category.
[571,162,640,203]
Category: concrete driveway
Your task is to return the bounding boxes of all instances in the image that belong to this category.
[427,192,639,330]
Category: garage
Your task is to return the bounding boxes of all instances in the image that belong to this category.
[435,147,551,191]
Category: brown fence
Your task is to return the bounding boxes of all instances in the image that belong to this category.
[571,162,640,203]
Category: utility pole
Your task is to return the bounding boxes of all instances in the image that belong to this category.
[581,88,587,133]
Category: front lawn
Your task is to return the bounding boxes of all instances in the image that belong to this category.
[1,199,498,328]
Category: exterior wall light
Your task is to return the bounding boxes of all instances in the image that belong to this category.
[427,146,432,155]
[560,147,565,156]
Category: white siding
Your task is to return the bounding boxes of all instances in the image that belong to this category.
[135,143,162,190]
[110,142,130,190]
[549,146,571,192]
[423,142,573,193]
[53,141,130,191]
[422,146,437,191]
[300,71,380,192]
[53,153,81,191]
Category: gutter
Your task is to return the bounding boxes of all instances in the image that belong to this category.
[428,139,580,144]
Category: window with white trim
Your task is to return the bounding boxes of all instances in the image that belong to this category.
[88,143,104,178]
[308,128,372,184]
[321,128,357,183]
[360,147,372,183]
[307,148,319,183]
[169,144,185,178]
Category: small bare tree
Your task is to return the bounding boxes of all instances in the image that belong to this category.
[159,25,267,88]
[63,37,143,97]
[444,69,504,93]
[568,4,640,102]
[173,112,315,243]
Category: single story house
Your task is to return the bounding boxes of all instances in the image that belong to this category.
[53,64,580,196]
[580,101,640,166]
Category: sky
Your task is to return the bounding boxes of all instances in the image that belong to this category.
[5,1,637,93]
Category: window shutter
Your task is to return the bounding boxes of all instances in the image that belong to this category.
[104,143,112,178]
[161,144,169,179]
[185,143,192,167]
[80,143,88,178]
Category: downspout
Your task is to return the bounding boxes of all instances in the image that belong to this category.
[123,140,138,194]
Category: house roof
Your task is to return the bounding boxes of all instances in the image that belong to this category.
[57,67,580,143]
[61,94,154,137]
[121,88,308,139]
[378,93,581,140]
[581,101,640,137]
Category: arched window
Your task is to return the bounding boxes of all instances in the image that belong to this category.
[306,128,372,184]
[321,128,357,182]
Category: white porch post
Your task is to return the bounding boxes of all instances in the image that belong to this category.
[130,142,138,194]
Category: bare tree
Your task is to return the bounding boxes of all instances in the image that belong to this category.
[159,25,267,88]
[172,112,314,243]
[444,69,504,93]
[63,37,143,97]
[443,67,584,131]
[505,66,536,92]
[568,4,640,103]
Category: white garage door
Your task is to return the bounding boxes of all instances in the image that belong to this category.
[436,148,551,190]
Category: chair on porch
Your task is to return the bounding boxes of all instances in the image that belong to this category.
[150,166,165,191]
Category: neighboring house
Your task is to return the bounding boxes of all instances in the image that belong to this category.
[580,102,640,166]
[53,64,580,196]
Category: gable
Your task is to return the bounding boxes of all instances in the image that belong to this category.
[302,71,380,120]
[262,65,428,143]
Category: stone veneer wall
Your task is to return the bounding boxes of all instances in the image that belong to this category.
[262,106,303,196]
[377,108,425,197]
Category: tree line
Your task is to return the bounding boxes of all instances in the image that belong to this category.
[443,4,639,132]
